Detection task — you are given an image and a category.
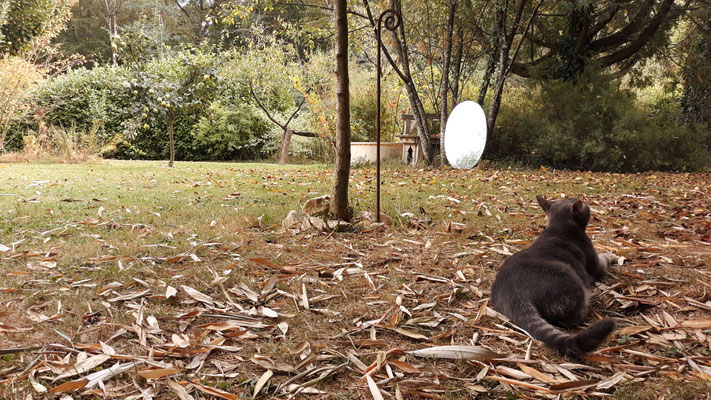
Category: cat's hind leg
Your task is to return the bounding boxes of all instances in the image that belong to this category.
[590,252,617,279]
[537,273,588,328]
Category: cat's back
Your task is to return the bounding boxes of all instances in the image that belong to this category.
[490,238,585,305]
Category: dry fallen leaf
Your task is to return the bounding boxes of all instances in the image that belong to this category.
[680,320,711,329]
[137,368,180,380]
[365,373,384,400]
[181,285,215,306]
[192,380,240,400]
[48,379,89,394]
[408,345,502,361]
[253,369,273,399]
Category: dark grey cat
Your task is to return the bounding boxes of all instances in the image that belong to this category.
[490,196,617,356]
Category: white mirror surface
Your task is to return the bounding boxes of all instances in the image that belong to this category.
[444,101,487,169]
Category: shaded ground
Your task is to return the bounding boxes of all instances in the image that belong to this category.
[0,161,710,399]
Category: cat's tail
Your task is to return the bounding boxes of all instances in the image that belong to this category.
[513,302,615,356]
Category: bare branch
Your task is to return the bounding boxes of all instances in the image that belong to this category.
[249,82,286,130]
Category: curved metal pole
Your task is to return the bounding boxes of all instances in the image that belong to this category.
[376,9,401,223]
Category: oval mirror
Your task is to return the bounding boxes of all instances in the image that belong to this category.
[444,101,487,169]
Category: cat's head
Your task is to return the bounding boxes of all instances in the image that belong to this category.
[536,196,590,227]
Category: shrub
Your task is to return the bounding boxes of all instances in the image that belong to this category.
[26,65,133,143]
[0,55,44,151]
[192,101,274,161]
[493,70,711,172]
[1,125,99,163]
[11,47,280,162]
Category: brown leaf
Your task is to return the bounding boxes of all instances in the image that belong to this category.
[619,326,652,335]
[181,285,215,306]
[138,368,181,380]
[192,380,240,400]
[486,376,550,393]
[548,379,599,393]
[49,379,89,394]
[366,373,385,400]
[388,359,421,374]
[252,370,273,399]
[680,320,711,329]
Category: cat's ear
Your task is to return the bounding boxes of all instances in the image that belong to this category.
[536,196,551,214]
[572,200,584,216]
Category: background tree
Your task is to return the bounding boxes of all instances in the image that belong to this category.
[102,0,127,64]
[680,4,711,131]
[362,0,433,163]
[473,0,692,149]
[127,49,217,167]
[230,39,319,164]
[1,0,73,151]
[438,0,457,164]
[482,0,541,141]
[0,56,44,151]
[511,0,689,80]
[360,0,484,165]
[0,0,73,56]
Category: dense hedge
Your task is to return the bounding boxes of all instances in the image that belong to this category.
[8,49,276,161]
[491,71,711,172]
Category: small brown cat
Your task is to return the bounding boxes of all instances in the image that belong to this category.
[490,196,617,356]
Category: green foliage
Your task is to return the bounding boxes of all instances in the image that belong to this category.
[0,0,70,56]
[123,48,218,137]
[51,0,111,62]
[492,70,711,172]
[26,65,132,142]
[680,10,711,129]
[193,101,274,161]
[349,66,401,143]
[11,46,277,161]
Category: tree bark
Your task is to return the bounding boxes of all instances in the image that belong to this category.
[439,0,457,165]
[279,129,293,164]
[103,0,122,65]
[477,6,503,105]
[450,26,465,106]
[168,114,175,168]
[330,0,352,221]
[486,0,527,143]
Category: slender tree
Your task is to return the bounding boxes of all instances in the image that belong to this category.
[249,84,316,164]
[330,0,351,220]
[438,0,457,164]
[486,0,541,139]
[102,0,126,64]
[361,0,432,163]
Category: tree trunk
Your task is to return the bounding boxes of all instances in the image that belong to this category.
[477,5,503,105]
[168,115,175,168]
[391,0,433,164]
[279,129,293,164]
[450,26,464,106]
[362,0,433,163]
[330,0,351,221]
[103,0,119,65]
[111,13,117,64]
[486,0,526,142]
[439,0,457,166]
